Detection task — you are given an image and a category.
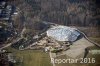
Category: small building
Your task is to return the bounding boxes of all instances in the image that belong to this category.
[0,1,6,9]
[45,47,50,52]
[0,2,12,21]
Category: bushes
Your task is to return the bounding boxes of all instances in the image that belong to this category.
[51,49,63,53]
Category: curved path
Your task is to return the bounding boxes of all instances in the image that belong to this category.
[0,38,22,50]
[77,29,100,47]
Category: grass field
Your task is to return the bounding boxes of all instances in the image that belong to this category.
[5,47,52,66]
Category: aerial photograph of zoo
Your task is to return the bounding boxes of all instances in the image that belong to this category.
[0,0,100,66]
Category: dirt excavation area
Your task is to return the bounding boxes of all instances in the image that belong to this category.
[50,37,95,59]
[46,25,95,59]
[62,37,94,58]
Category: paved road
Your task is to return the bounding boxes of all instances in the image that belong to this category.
[49,52,56,66]
[0,38,22,50]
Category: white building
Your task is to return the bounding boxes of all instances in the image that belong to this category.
[47,26,80,42]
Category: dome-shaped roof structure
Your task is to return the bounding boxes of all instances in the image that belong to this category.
[47,26,80,42]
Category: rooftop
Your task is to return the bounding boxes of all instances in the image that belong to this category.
[47,26,80,42]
